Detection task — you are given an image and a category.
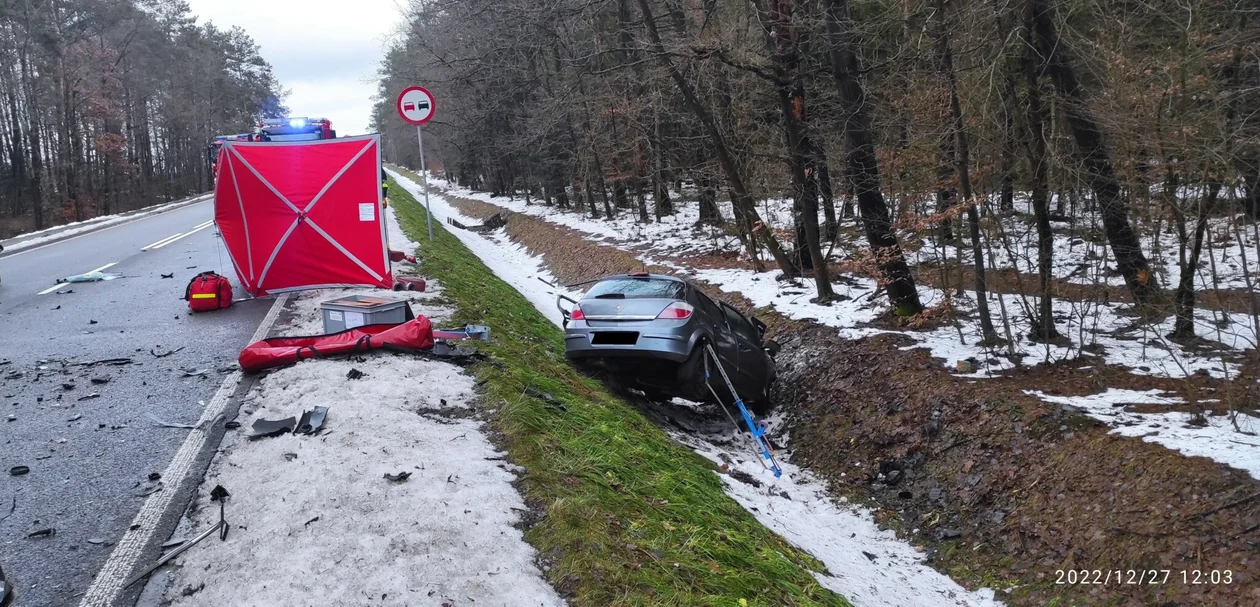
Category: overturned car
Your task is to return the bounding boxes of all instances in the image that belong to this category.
[558,273,779,413]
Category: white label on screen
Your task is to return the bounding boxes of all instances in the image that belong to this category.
[344,311,366,329]
[359,203,376,221]
[328,311,344,322]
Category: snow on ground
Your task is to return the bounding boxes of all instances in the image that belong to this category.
[1026,389,1260,480]
[0,193,211,253]
[425,175,1258,382]
[161,283,564,607]
[682,436,1000,607]
[392,171,1002,606]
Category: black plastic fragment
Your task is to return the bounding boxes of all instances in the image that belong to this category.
[27,528,55,539]
[9,466,29,476]
[384,471,412,483]
[247,417,296,439]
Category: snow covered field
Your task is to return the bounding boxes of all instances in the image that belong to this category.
[391,170,1004,606]
[158,214,564,606]
[1026,388,1260,479]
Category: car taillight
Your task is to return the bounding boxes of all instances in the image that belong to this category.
[570,304,585,321]
[656,302,693,320]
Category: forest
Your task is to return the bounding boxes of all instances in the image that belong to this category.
[372,0,1259,350]
[0,0,284,238]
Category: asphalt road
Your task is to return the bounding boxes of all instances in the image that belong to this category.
[0,200,272,606]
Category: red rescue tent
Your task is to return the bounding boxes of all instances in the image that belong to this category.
[214,134,391,297]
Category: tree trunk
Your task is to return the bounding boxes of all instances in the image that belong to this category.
[821,0,921,314]
[934,0,996,341]
[1029,0,1160,310]
[1023,28,1059,341]
[697,176,721,225]
[817,151,838,241]
[1171,183,1218,338]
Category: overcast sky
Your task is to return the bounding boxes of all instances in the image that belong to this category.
[186,0,407,136]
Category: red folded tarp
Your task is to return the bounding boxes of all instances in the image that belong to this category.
[239,316,434,373]
[215,135,392,297]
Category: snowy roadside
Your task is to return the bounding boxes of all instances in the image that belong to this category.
[390,169,1003,606]
[0,193,212,254]
[151,211,565,606]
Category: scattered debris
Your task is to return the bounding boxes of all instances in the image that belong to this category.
[304,516,320,527]
[224,420,241,430]
[89,319,98,325]
[61,382,75,390]
[163,537,188,550]
[123,485,231,589]
[135,481,164,497]
[75,357,133,367]
[0,496,14,523]
[295,407,329,435]
[384,471,412,483]
[27,528,56,538]
[862,551,878,562]
[283,453,298,461]
[151,346,184,358]
[3,372,21,380]
[6,414,15,422]
[56,271,122,284]
[91,376,111,385]
[161,273,175,279]
[88,537,106,545]
[346,368,367,380]
[55,289,74,294]
[147,413,201,430]
[248,416,297,439]
[9,466,30,476]
[182,369,209,378]
[78,393,101,401]
[149,472,162,482]
[68,414,82,422]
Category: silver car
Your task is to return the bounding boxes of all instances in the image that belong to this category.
[559,273,779,413]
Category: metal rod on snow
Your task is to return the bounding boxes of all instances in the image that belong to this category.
[703,344,782,478]
[416,124,434,241]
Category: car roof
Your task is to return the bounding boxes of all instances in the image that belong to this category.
[598,273,686,283]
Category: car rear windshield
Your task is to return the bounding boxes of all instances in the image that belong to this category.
[585,277,685,300]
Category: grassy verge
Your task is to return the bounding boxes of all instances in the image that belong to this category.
[387,174,850,607]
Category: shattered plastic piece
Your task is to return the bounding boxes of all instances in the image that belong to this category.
[296,407,328,435]
[88,538,106,545]
[0,497,14,523]
[9,466,29,476]
[384,471,412,483]
[148,472,162,482]
[346,368,366,380]
[55,271,122,284]
[78,393,100,401]
[182,369,209,378]
[68,414,82,422]
[284,453,298,461]
[27,528,55,538]
[146,412,200,429]
[224,420,241,430]
[304,516,320,527]
[161,273,175,279]
[162,537,188,550]
[151,346,184,358]
[135,481,164,497]
[248,416,297,439]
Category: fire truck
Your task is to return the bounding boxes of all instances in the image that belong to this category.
[209,118,337,178]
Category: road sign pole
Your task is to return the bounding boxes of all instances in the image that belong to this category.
[416,124,433,241]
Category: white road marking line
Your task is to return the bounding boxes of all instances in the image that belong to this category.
[0,194,213,260]
[37,262,117,295]
[78,293,288,607]
[140,231,187,251]
[148,220,214,250]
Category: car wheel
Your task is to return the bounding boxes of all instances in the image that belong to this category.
[745,382,775,416]
[676,343,712,402]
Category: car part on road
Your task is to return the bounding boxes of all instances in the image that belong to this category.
[27,528,55,539]
[122,485,230,590]
[703,344,782,478]
[433,324,491,341]
[146,412,201,430]
[8,466,29,476]
[150,346,184,358]
[248,416,297,439]
[55,270,122,284]
[347,368,367,380]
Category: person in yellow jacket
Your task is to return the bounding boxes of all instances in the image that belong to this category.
[381,168,389,208]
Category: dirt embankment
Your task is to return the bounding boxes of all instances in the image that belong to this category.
[439,191,1260,606]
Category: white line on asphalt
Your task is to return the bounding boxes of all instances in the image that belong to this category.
[140,231,187,251]
[78,293,289,607]
[0,195,213,260]
[37,262,117,295]
[147,220,214,251]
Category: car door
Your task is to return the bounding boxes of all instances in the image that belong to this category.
[721,303,769,397]
[692,289,738,375]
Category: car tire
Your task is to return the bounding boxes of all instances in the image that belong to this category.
[747,383,774,416]
[677,342,712,402]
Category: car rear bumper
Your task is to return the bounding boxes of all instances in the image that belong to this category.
[563,330,691,362]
